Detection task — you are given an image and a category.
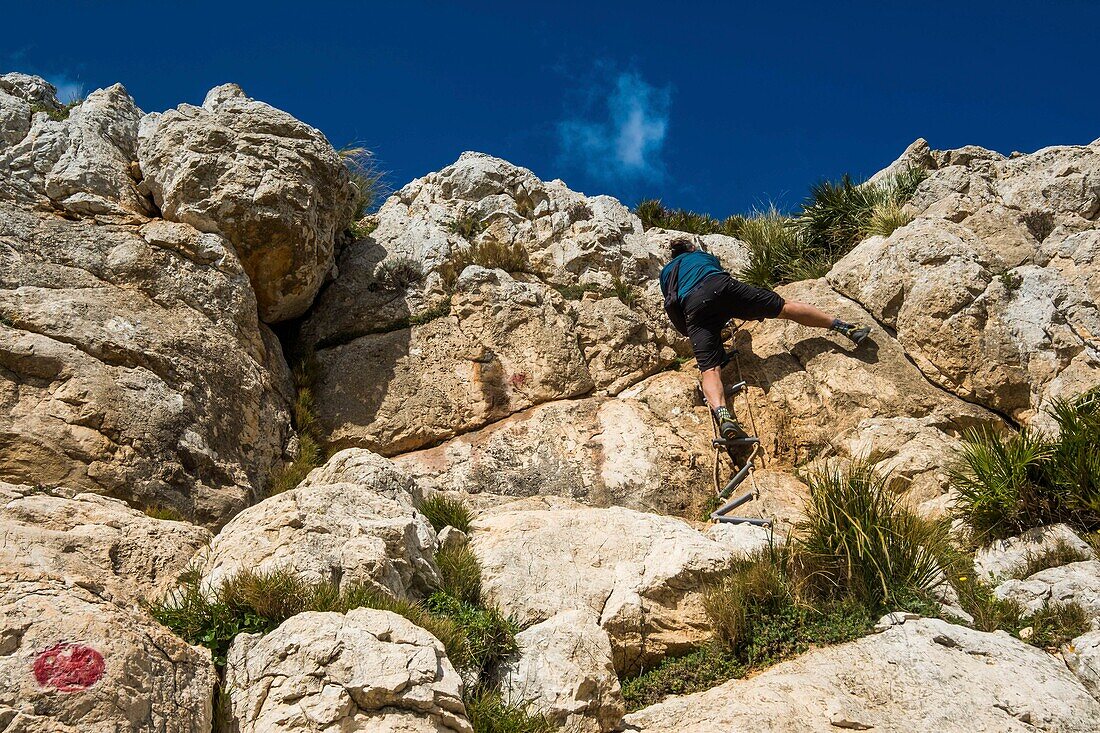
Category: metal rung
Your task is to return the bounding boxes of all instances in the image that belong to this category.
[712,515,772,527]
[712,436,760,449]
[716,459,754,500]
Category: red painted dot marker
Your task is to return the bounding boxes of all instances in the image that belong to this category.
[33,642,105,692]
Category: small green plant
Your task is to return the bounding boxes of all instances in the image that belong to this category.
[416,494,473,533]
[426,592,519,685]
[448,212,489,239]
[438,239,528,290]
[372,256,425,291]
[29,94,83,122]
[436,545,483,605]
[734,207,826,289]
[347,216,379,239]
[611,277,638,308]
[635,199,746,237]
[861,200,913,238]
[463,689,553,733]
[142,504,185,522]
[552,283,603,300]
[999,270,1023,293]
[267,353,325,496]
[1022,209,1056,243]
[951,574,1090,648]
[1027,601,1091,648]
[1012,538,1092,579]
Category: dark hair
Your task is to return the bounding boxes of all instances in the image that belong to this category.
[669,237,693,258]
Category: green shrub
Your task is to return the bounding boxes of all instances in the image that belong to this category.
[436,545,482,605]
[952,576,1025,633]
[612,277,638,308]
[426,592,519,684]
[795,462,951,613]
[734,208,827,289]
[621,643,745,710]
[951,389,1100,541]
[635,199,746,237]
[1012,538,1093,580]
[704,548,793,655]
[1027,601,1091,648]
[416,494,473,533]
[861,200,913,238]
[438,239,528,290]
[951,574,1090,648]
[448,213,489,239]
[142,504,185,522]
[463,690,553,733]
[372,256,425,291]
[552,283,604,300]
[30,95,83,122]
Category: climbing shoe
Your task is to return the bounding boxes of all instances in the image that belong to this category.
[832,320,872,345]
[714,406,748,441]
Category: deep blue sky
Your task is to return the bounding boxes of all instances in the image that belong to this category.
[6,1,1098,215]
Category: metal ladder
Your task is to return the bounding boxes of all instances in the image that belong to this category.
[709,380,770,527]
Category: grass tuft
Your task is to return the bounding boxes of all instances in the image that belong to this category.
[439,239,528,291]
[1011,538,1092,580]
[417,494,474,533]
[862,200,913,238]
[463,689,554,733]
[436,545,482,606]
[372,256,425,291]
[267,353,325,497]
[340,146,388,223]
[635,199,746,237]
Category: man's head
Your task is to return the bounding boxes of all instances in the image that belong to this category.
[669,236,695,259]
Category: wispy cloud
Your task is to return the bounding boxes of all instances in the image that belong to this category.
[558,69,672,185]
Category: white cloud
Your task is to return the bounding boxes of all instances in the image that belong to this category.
[558,70,671,184]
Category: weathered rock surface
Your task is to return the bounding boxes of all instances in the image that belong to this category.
[500,610,624,733]
[225,609,470,733]
[0,77,152,217]
[995,560,1100,625]
[0,203,293,527]
[0,481,211,603]
[974,524,1094,583]
[622,617,1100,732]
[470,506,735,672]
[138,83,356,322]
[830,143,1100,425]
[197,450,439,598]
[1063,630,1100,699]
[394,370,715,517]
[0,568,216,733]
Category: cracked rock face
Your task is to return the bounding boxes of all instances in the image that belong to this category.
[0,202,293,528]
[224,609,471,733]
[469,506,735,673]
[196,450,440,599]
[0,568,216,733]
[623,618,1100,732]
[0,481,211,604]
[138,83,356,322]
[829,141,1100,426]
[994,560,1100,626]
[394,370,717,517]
[974,524,1094,583]
[499,610,624,733]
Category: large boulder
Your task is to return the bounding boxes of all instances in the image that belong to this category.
[1063,630,1100,699]
[0,481,211,604]
[195,451,440,599]
[393,370,715,517]
[469,506,736,672]
[622,617,1100,732]
[224,609,471,733]
[994,560,1100,626]
[0,568,216,733]
[0,76,152,218]
[313,267,597,455]
[138,83,356,322]
[499,610,624,733]
[829,143,1100,425]
[731,279,997,497]
[0,203,293,527]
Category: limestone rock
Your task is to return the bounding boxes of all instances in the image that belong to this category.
[574,294,674,394]
[0,203,293,528]
[393,370,716,518]
[469,506,735,672]
[974,524,1094,583]
[0,80,151,216]
[1063,630,1100,698]
[500,610,624,733]
[733,278,997,470]
[705,522,772,556]
[225,609,471,733]
[313,267,595,456]
[622,618,1100,732]
[866,137,937,187]
[0,481,211,603]
[197,455,440,599]
[994,560,1100,625]
[137,83,356,322]
[299,446,425,505]
[0,568,215,733]
[994,143,1100,218]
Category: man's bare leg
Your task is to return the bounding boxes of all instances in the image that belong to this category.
[779,300,871,343]
[700,366,725,412]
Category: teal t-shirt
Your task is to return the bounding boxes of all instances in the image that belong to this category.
[660,251,724,300]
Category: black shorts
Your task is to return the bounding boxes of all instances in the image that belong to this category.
[683,273,785,370]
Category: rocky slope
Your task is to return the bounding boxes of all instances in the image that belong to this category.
[1,72,1098,732]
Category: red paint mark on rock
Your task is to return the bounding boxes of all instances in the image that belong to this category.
[33,642,105,692]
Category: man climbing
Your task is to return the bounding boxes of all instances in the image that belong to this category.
[660,236,870,441]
